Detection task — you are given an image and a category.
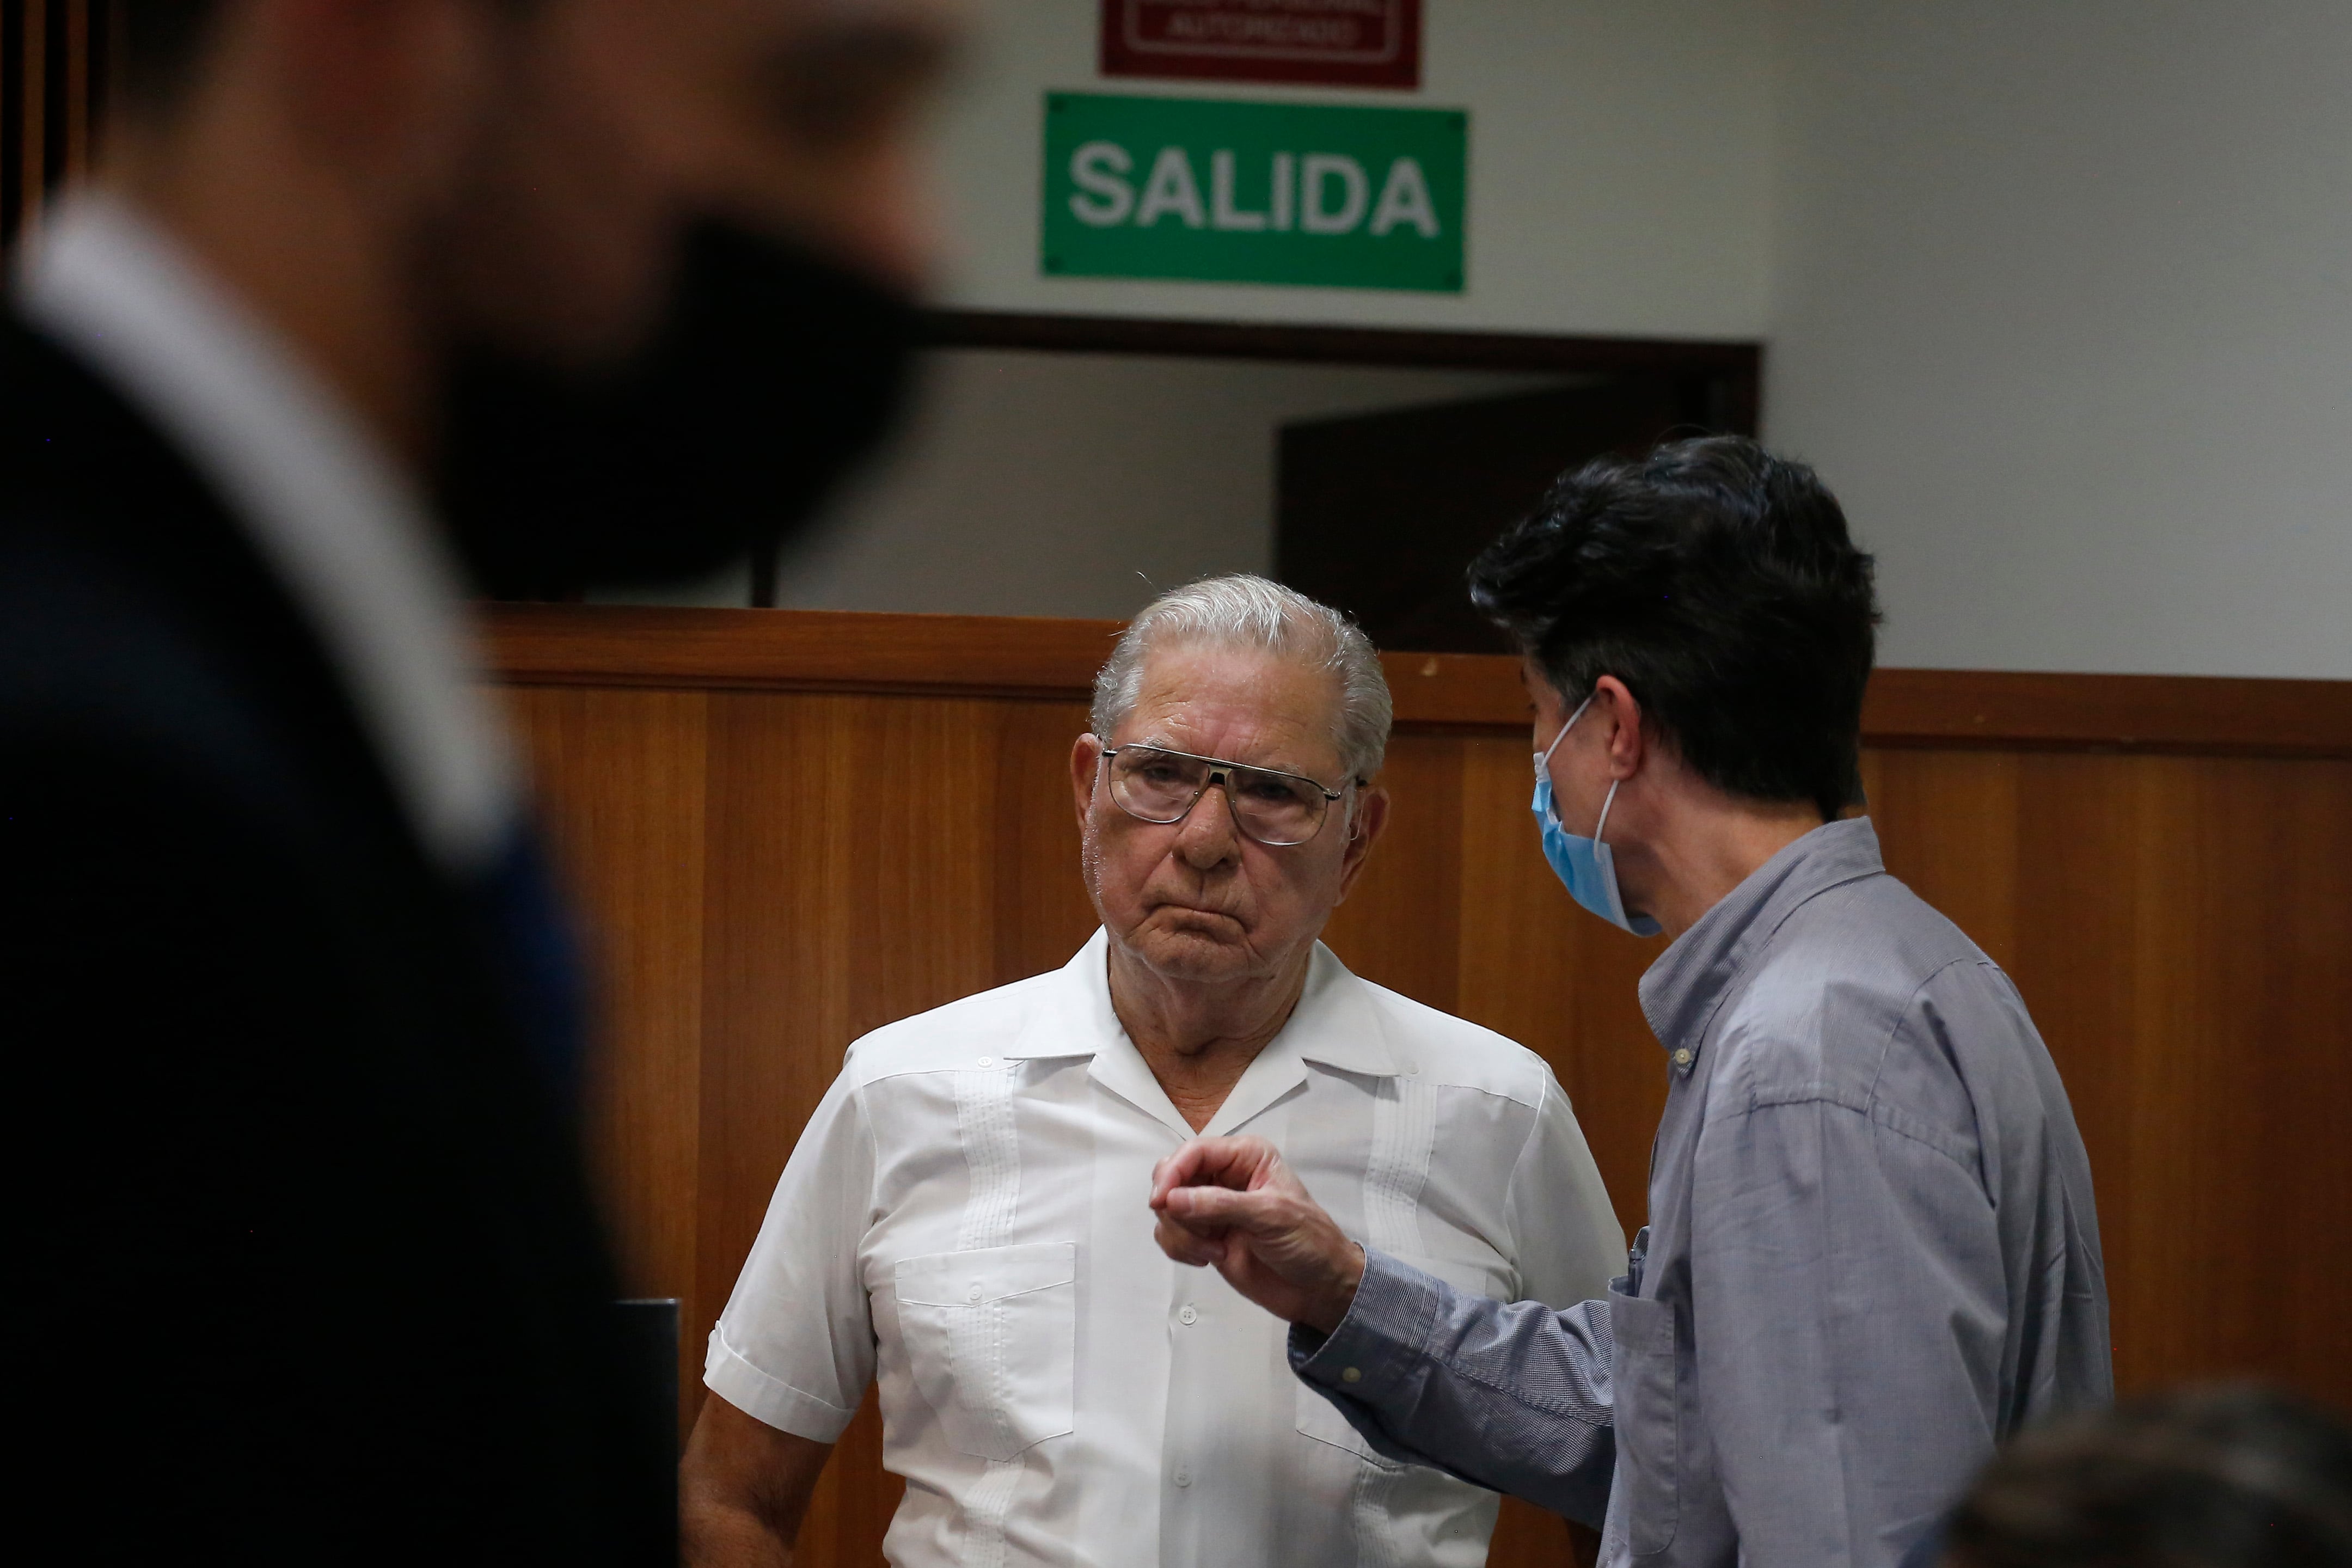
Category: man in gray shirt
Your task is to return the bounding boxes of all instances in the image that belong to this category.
[1148,437,2111,1567]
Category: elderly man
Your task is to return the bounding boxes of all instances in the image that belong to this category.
[682,575,1624,1567]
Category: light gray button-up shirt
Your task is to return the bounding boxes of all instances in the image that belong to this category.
[1293,818,2112,1567]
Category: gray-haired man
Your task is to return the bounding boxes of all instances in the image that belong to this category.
[681,575,1624,1567]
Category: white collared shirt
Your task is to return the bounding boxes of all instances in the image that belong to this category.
[13,193,516,872]
[708,930,1625,1568]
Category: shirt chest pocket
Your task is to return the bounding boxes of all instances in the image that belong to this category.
[893,1242,1077,1462]
[1605,1283,1681,1558]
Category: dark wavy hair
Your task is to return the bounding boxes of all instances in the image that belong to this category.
[1466,435,1879,822]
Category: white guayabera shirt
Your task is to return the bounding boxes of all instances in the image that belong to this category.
[708,928,1624,1568]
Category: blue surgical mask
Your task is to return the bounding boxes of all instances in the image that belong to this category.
[1532,695,1664,938]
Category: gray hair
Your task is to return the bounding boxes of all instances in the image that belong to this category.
[1091,575,1393,782]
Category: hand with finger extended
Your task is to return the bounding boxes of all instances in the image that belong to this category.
[1148,1135,1364,1334]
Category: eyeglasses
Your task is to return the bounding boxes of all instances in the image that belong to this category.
[1100,744,1349,847]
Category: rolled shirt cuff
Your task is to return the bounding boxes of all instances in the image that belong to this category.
[702,1324,859,1443]
[1289,1246,1445,1400]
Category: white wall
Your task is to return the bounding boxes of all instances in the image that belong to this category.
[768,353,1561,621]
[635,2,2352,680]
[1763,0,2352,678]
[928,0,1775,338]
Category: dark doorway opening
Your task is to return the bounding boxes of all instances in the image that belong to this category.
[1277,371,1738,654]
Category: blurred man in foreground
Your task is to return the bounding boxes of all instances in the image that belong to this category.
[2,0,948,1559]
[1152,440,2112,1566]
[682,577,1625,1567]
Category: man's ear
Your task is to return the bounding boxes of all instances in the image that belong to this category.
[1333,783,1391,904]
[1592,675,1646,781]
[1070,733,1104,831]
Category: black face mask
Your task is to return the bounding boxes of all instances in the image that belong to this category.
[438,221,917,598]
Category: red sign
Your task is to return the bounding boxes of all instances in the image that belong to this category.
[1099,0,1423,90]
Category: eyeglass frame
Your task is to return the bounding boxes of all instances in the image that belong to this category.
[1097,742,1356,847]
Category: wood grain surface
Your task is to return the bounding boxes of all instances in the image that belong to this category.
[491,605,2351,1567]
[482,603,2352,755]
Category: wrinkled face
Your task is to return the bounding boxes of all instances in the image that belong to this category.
[437,0,954,367]
[1070,645,1387,991]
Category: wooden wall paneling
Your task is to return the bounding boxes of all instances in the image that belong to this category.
[485,605,2352,1566]
[1443,734,1564,1058]
[2092,755,2351,1404]
[695,690,904,1557]
[690,691,1116,1560]
[506,687,713,1436]
[485,603,1125,700]
[1865,748,2352,1408]
[2118,757,2271,1387]
[1858,748,2022,971]
[1330,731,1628,1568]
[792,1394,898,1568]
[695,692,859,1380]
[1489,1499,1600,1568]
[1447,732,1663,1241]
[2002,753,2146,1381]
[985,699,1101,987]
[1526,891,1665,1255]
[841,695,1000,1038]
[2265,759,2352,1399]
[1320,731,1466,1013]
[1861,669,2352,758]
[480,604,2352,755]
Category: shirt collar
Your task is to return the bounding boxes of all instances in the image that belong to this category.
[13,192,517,873]
[1005,929,1401,1139]
[1284,943,1400,1078]
[1637,817,1888,1065]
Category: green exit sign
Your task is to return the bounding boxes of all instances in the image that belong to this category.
[1042,92,1467,293]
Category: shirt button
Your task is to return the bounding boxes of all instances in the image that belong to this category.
[1178,1304,1198,1326]
[1673,1048,1694,1068]
[1174,1467,1193,1487]
[976,1056,995,1068]
[966,1284,983,1302]
[1342,1367,1363,1385]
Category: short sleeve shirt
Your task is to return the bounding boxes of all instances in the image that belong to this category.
[707,929,1625,1568]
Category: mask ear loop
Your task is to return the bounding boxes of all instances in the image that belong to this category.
[1590,691,1627,846]
[1594,776,1624,843]
[1536,692,1597,772]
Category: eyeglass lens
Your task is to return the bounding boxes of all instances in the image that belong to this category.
[1107,748,1330,846]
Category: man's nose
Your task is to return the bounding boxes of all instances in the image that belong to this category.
[1175,780,1245,866]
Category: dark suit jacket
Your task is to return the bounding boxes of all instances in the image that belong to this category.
[1,316,667,1561]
